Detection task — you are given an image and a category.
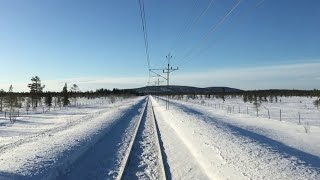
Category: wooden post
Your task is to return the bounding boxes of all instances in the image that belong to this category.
[239,105,240,113]
[280,109,282,121]
[5,111,6,119]
[233,106,234,113]
[18,110,19,117]
[247,107,248,114]
[43,107,44,113]
[298,112,301,124]
[268,109,270,119]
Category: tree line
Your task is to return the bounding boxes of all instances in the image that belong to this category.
[166,88,320,109]
[0,76,137,113]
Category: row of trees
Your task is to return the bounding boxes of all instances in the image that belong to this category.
[0,76,137,113]
[169,88,320,109]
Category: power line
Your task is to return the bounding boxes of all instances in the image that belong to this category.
[138,0,151,70]
[174,0,242,66]
[150,53,179,110]
[169,0,216,59]
[175,0,265,67]
[168,0,199,54]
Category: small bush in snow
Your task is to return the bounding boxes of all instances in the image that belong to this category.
[313,99,320,109]
[109,96,116,104]
[303,123,311,133]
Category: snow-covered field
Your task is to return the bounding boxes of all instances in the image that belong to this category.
[178,95,320,127]
[0,95,319,179]
[0,97,145,179]
[154,96,320,179]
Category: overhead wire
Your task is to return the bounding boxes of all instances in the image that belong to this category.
[168,0,199,54]
[138,0,151,70]
[167,0,216,66]
[175,0,265,68]
[174,0,242,66]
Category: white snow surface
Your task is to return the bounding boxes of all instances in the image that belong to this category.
[153,96,320,179]
[152,98,209,179]
[1,94,319,180]
[185,96,320,127]
[0,97,145,179]
[123,99,162,179]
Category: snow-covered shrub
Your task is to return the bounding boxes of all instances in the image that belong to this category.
[303,123,311,133]
[313,99,320,109]
[109,96,116,104]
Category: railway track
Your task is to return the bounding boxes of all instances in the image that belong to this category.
[117,97,167,180]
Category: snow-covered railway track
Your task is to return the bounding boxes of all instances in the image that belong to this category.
[117,97,167,180]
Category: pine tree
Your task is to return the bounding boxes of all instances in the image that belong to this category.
[314,99,320,110]
[45,94,53,109]
[57,96,62,108]
[62,83,70,107]
[25,97,31,112]
[15,96,24,108]
[243,94,248,103]
[53,96,57,107]
[220,88,225,102]
[269,95,274,103]
[253,94,261,114]
[5,85,16,112]
[28,76,45,108]
[70,84,79,106]
[0,89,4,112]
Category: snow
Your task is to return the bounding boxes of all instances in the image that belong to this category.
[0,97,145,179]
[0,94,319,179]
[123,99,162,179]
[153,96,320,179]
[184,96,320,127]
[151,98,209,179]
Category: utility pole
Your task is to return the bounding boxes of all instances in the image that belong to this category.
[163,53,178,110]
[155,76,164,102]
[149,53,178,110]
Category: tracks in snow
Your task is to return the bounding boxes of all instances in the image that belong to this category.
[117,97,167,180]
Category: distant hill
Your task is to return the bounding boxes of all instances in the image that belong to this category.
[129,85,242,95]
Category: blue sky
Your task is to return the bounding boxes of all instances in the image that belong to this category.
[0,0,319,91]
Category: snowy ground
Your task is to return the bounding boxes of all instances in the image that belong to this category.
[0,95,319,179]
[123,99,162,180]
[153,96,320,179]
[0,97,145,179]
[180,96,320,127]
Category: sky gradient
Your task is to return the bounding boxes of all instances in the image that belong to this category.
[0,0,319,91]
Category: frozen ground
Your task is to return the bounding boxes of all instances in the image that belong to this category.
[181,96,320,127]
[154,96,320,179]
[0,95,319,179]
[123,100,162,179]
[0,97,145,179]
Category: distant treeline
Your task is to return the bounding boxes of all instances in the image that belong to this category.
[0,76,138,112]
[141,88,320,98]
[0,75,319,112]
[0,88,138,98]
